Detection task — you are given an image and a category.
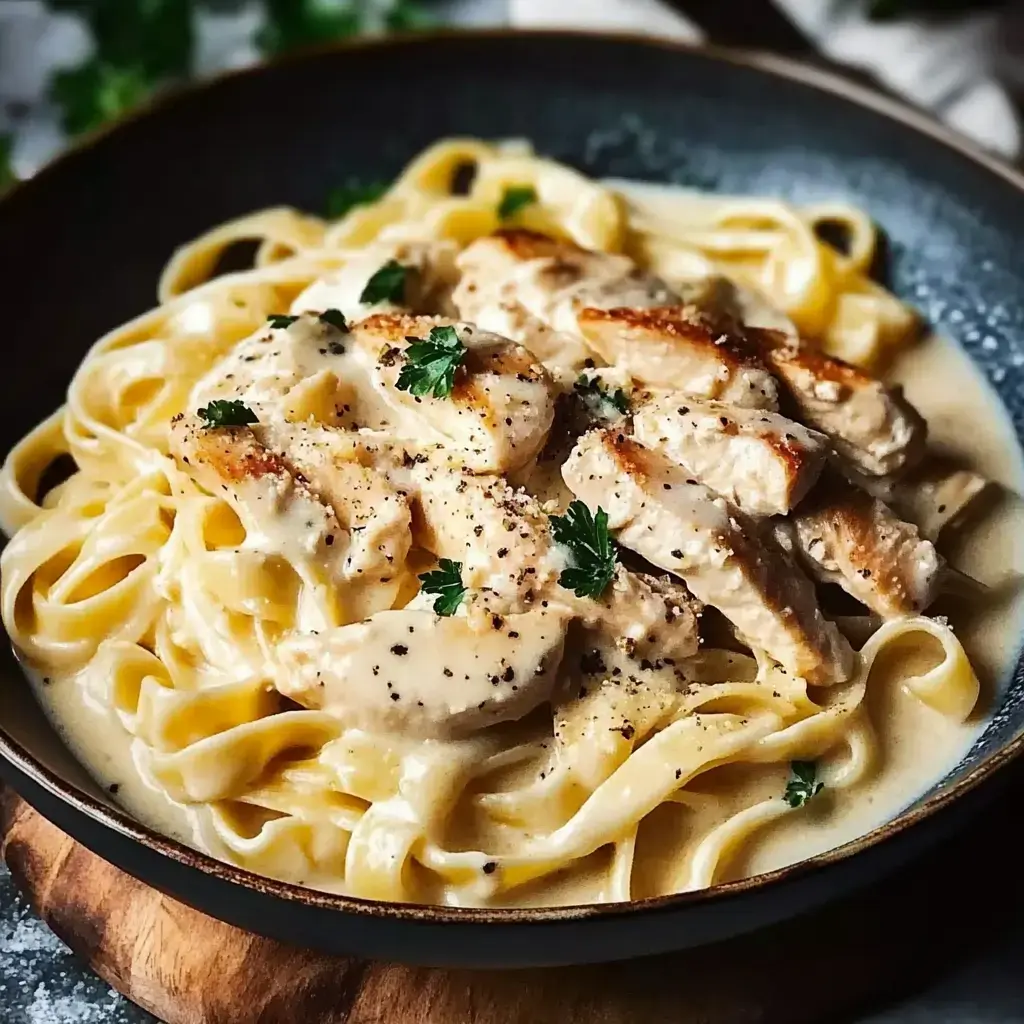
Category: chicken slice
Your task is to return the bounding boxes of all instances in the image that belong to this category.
[253,422,412,595]
[576,306,779,409]
[393,452,567,615]
[633,395,828,515]
[189,311,376,430]
[788,475,945,618]
[169,416,348,629]
[291,239,459,321]
[352,313,556,474]
[453,229,679,377]
[748,328,926,478]
[585,567,702,662]
[274,606,569,739]
[562,429,854,684]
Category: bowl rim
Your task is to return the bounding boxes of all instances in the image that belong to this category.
[2,27,1023,926]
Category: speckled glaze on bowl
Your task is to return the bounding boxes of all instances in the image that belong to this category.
[0,31,1023,968]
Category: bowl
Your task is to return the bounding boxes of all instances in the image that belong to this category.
[1,30,1023,968]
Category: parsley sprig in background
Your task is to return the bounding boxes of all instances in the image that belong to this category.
[0,0,1010,191]
[0,0,435,188]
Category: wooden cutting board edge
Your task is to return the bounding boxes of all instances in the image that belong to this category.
[3,779,1022,1024]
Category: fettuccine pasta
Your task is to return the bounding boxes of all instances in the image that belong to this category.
[0,139,996,908]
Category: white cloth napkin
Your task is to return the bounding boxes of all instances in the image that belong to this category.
[509,0,1023,159]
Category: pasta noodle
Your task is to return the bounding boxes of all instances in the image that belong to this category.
[0,138,989,907]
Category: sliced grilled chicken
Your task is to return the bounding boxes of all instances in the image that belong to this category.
[274,606,569,739]
[190,311,366,428]
[253,422,412,586]
[633,395,828,516]
[393,452,568,615]
[562,429,855,684]
[789,475,945,618]
[577,305,779,408]
[454,230,780,406]
[748,329,926,478]
[585,567,702,662]
[169,416,350,626]
[453,229,676,375]
[291,239,459,321]
[352,313,556,474]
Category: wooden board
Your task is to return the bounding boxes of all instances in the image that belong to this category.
[3,773,1024,1024]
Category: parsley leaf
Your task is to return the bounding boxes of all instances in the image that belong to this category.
[326,179,389,219]
[574,374,630,418]
[386,0,437,30]
[497,185,538,221]
[418,558,467,617]
[50,0,194,78]
[318,308,348,331]
[259,0,434,53]
[197,400,258,428]
[395,325,466,399]
[550,500,617,599]
[784,761,824,808]
[258,0,360,55]
[360,260,408,305]
[52,61,154,135]
[268,313,300,329]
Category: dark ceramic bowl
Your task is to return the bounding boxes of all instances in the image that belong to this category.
[1,30,1023,969]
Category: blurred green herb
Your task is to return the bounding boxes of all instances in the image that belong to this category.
[0,136,15,191]
[268,313,301,328]
[360,259,409,305]
[259,0,434,54]
[497,184,537,221]
[52,61,155,135]
[45,0,433,138]
[384,0,435,31]
[48,0,193,134]
[258,0,360,54]
[50,0,195,75]
[326,179,390,218]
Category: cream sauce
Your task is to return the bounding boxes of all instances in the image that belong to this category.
[23,182,1024,907]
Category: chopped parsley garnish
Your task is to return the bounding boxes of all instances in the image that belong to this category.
[395,325,467,399]
[550,500,617,599]
[784,761,824,808]
[418,558,467,617]
[197,400,258,428]
[325,180,388,219]
[574,374,630,417]
[318,308,348,331]
[359,259,408,305]
[267,313,299,329]
[497,184,537,221]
